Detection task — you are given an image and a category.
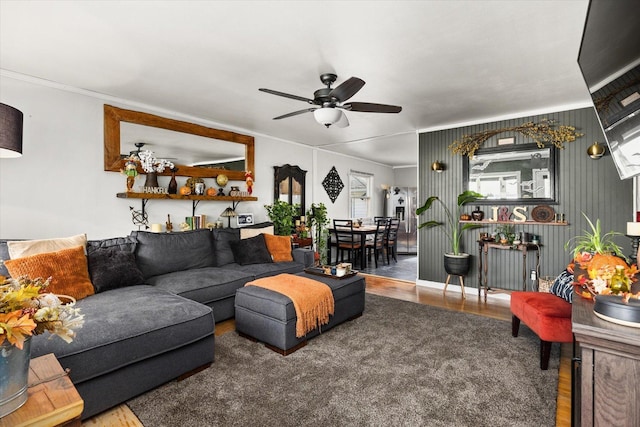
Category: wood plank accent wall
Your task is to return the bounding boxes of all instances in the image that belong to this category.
[418,107,634,291]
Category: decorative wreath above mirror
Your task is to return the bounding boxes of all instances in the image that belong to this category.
[104,105,255,180]
[449,118,583,157]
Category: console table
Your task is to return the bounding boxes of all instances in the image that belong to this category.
[477,240,541,300]
[572,296,640,427]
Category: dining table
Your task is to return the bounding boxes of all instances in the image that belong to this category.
[327,224,378,268]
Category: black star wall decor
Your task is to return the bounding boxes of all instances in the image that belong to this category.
[322,166,344,203]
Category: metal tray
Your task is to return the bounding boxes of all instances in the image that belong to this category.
[304,267,359,280]
[593,294,640,328]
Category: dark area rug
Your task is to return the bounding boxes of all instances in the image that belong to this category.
[127,294,559,426]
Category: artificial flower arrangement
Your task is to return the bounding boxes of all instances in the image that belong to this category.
[569,253,639,301]
[137,150,174,173]
[0,275,84,350]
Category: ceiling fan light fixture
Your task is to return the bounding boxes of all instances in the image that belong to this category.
[313,107,343,128]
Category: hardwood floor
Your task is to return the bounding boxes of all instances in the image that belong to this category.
[84,274,571,426]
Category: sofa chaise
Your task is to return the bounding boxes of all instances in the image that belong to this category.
[0,223,314,419]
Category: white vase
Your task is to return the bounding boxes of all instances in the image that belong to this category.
[0,336,31,417]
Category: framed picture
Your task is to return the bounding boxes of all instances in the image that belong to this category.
[497,137,515,145]
[236,213,254,227]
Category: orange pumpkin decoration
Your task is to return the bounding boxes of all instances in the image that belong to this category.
[206,187,217,197]
[179,186,191,195]
[586,253,628,281]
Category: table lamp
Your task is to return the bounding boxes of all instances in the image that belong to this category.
[220,207,237,228]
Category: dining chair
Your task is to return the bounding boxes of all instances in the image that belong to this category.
[366,218,388,268]
[332,219,363,267]
[384,218,400,263]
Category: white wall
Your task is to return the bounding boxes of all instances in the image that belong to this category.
[0,74,393,239]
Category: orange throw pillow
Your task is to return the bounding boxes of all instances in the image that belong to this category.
[5,245,95,300]
[263,234,293,262]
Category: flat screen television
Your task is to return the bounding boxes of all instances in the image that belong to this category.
[577,0,640,180]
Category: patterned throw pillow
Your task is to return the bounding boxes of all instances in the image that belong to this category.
[5,245,95,300]
[550,269,574,303]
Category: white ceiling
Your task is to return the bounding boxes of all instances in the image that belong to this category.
[0,0,594,168]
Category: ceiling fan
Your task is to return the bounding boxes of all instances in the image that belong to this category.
[259,73,402,128]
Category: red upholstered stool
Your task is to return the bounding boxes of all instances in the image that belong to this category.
[510,292,573,370]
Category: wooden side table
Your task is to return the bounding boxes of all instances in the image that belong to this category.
[0,353,83,427]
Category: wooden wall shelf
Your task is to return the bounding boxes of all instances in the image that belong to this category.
[459,220,568,226]
[117,192,257,202]
[116,192,257,216]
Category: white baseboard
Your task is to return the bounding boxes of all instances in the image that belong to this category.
[416,279,511,301]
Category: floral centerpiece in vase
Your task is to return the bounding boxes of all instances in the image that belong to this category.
[566,214,639,301]
[1,275,84,416]
[137,150,174,190]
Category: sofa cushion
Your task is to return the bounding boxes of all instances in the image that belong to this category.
[229,234,273,265]
[240,223,274,239]
[7,234,87,259]
[263,234,293,262]
[131,229,215,278]
[88,248,145,293]
[222,261,304,279]
[146,267,253,305]
[212,228,240,267]
[29,285,215,385]
[5,245,95,300]
[0,240,12,277]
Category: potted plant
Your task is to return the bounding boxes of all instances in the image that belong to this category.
[264,200,299,236]
[565,213,624,259]
[416,190,484,275]
[495,224,516,245]
[306,203,329,265]
[1,276,84,416]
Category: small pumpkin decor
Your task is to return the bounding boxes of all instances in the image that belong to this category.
[206,187,217,197]
[179,186,191,196]
[566,213,639,300]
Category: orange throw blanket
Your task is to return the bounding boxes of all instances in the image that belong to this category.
[246,274,334,338]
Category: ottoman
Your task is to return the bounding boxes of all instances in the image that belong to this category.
[235,271,366,355]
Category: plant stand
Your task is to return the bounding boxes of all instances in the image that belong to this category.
[444,274,466,299]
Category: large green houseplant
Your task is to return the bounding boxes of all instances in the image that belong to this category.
[264,200,299,236]
[416,190,484,275]
[306,203,329,265]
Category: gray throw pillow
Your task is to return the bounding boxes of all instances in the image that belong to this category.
[87,236,137,255]
[88,248,145,293]
[229,234,273,265]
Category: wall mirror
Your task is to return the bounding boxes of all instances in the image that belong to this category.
[104,105,254,180]
[274,164,306,214]
[463,143,557,205]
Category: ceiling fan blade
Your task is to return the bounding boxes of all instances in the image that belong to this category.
[329,77,365,102]
[344,102,402,113]
[259,88,314,104]
[273,108,316,120]
[335,110,350,128]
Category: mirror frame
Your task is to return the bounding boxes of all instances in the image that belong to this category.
[463,143,558,205]
[274,164,307,215]
[104,105,255,180]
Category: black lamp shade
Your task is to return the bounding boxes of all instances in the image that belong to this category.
[0,103,23,158]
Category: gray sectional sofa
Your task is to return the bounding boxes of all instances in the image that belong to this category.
[0,224,314,419]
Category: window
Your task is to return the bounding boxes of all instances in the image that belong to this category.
[349,172,372,218]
